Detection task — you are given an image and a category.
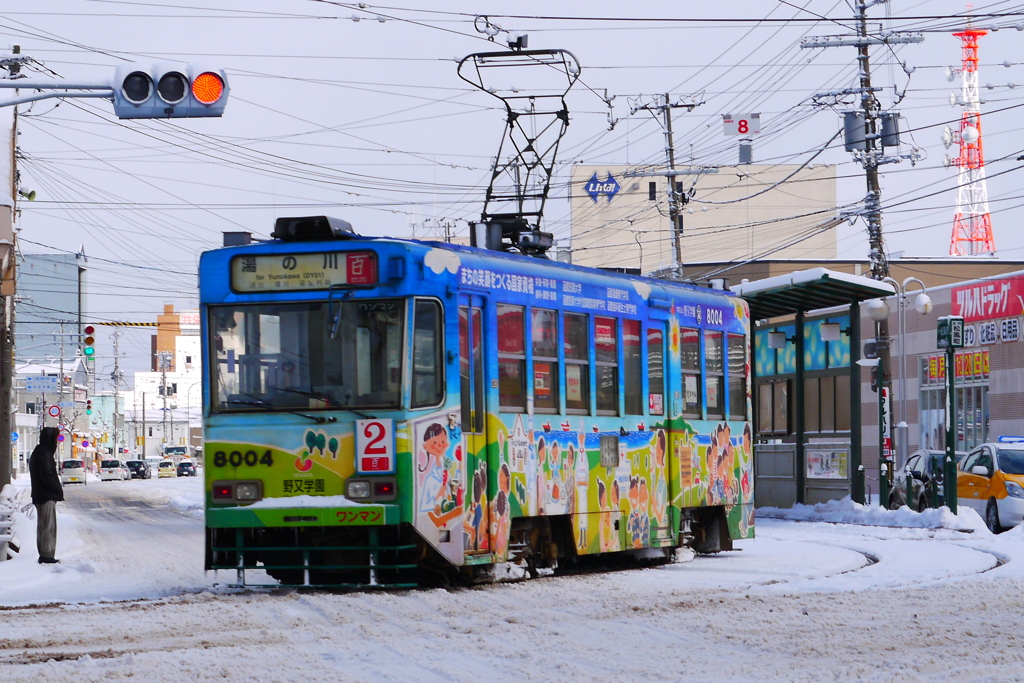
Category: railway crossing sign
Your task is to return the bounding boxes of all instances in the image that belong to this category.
[48,405,61,418]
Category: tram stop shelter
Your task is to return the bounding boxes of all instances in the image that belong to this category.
[731,268,895,508]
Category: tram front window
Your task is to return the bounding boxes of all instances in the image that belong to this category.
[211,299,404,411]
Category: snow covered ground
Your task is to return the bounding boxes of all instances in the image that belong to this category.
[3,479,1024,681]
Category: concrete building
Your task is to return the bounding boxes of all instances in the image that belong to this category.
[569,163,838,272]
[14,253,87,363]
[122,305,202,458]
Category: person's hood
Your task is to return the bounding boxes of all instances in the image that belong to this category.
[39,426,59,450]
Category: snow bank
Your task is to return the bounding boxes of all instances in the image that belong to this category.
[757,496,988,533]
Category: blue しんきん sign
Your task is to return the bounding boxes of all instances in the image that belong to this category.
[584,173,621,203]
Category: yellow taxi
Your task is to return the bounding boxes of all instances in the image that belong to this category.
[957,442,1024,533]
[158,460,177,478]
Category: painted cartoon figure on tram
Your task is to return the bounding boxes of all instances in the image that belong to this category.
[418,422,460,528]
[490,462,511,557]
[464,461,488,551]
[576,431,589,549]
[652,429,668,527]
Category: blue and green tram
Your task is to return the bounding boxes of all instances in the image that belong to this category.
[201,216,754,587]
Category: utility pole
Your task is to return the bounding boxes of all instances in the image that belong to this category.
[159,351,171,449]
[141,391,146,459]
[801,0,923,502]
[111,331,121,459]
[626,93,706,277]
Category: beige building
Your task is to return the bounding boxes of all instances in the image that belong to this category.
[569,163,838,272]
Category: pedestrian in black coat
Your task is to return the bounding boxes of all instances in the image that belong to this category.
[29,427,63,564]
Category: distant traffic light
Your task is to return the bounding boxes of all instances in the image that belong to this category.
[83,325,96,357]
[86,399,93,415]
[111,63,229,119]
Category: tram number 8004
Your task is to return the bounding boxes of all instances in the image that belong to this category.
[212,449,275,468]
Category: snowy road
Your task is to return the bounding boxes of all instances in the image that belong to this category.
[3,479,1024,681]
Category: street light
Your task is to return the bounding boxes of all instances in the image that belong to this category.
[881,277,932,468]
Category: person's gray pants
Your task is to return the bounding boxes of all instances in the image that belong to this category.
[35,500,57,560]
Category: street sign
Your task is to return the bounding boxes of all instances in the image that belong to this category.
[25,376,59,393]
[937,315,965,349]
[48,405,62,418]
[59,401,75,408]
[11,432,17,443]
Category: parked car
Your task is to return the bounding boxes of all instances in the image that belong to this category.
[125,460,152,480]
[958,442,1024,533]
[100,459,129,482]
[176,460,197,477]
[158,460,177,478]
[888,449,968,511]
[60,460,87,485]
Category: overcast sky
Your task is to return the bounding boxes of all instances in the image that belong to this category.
[5,0,1024,384]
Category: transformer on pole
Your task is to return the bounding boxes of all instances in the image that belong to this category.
[948,26,995,256]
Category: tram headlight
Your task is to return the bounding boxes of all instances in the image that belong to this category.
[346,480,371,499]
[235,482,261,501]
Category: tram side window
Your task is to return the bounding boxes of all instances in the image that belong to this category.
[727,333,748,420]
[459,306,485,433]
[595,316,619,415]
[411,300,444,408]
[647,325,665,416]
[532,308,559,413]
[705,331,724,418]
[497,304,526,411]
[681,328,701,417]
[624,320,643,415]
[564,312,590,413]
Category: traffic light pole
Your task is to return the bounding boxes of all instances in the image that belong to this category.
[944,344,958,514]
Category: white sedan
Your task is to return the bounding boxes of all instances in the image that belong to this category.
[100,459,129,481]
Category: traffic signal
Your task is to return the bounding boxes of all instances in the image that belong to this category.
[83,325,96,357]
[111,63,229,119]
[86,399,93,415]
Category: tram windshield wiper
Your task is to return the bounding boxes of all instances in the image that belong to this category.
[223,396,338,424]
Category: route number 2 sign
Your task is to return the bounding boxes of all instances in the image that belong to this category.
[355,418,395,474]
[722,113,761,137]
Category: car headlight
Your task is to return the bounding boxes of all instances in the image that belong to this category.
[346,480,371,499]
[1006,481,1024,499]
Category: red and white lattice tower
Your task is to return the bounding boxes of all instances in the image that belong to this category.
[949,26,995,255]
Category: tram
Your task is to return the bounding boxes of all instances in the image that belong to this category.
[201,216,753,587]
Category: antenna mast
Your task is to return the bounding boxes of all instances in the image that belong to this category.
[949,23,995,255]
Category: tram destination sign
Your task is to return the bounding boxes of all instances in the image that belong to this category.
[231,252,377,292]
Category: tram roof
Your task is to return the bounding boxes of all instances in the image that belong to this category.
[730,268,895,319]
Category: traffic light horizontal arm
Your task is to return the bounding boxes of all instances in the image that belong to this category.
[0,91,112,108]
[0,80,112,90]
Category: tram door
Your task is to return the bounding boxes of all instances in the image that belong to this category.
[459,295,490,554]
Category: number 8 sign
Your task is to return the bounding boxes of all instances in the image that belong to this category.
[356,418,395,474]
[722,113,761,137]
